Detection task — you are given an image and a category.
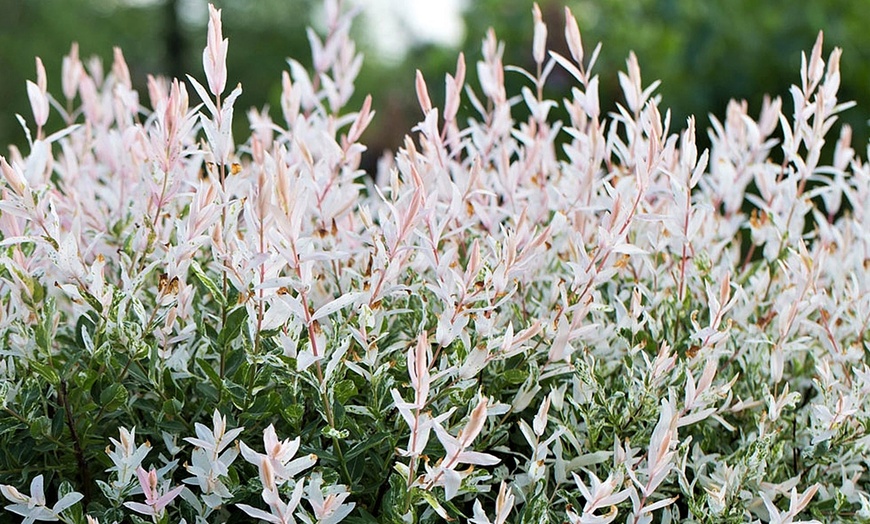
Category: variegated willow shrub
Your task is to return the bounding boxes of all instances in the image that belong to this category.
[0,1,867,523]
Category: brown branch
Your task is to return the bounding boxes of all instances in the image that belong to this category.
[59,379,91,506]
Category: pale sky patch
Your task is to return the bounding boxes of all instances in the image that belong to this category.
[353,0,467,64]
[117,0,467,64]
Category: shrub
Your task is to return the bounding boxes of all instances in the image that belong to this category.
[0,1,867,523]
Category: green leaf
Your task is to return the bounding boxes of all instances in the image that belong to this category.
[29,360,60,386]
[502,368,528,385]
[343,508,381,524]
[190,260,225,307]
[96,480,116,501]
[218,306,248,347]
[100,383,127,410]
[225,343,247,376]
[197,358,223,388]
[31,278,45,305]
[380,473,413,524]
[162,398,183,417]
[34,296,56,354]
[283,404,304,426]
[195,381,220,402]
[420,490,451,521]
[58,480,77,499]
[57,480,84,524]
[226,285,241,309]
[80,289,104,314]
[334,379,358,405]
[51,411,65,439]
[226,381,247,408]
[345,431,391,460]
[322,426,349,439]
[30,416,51,438]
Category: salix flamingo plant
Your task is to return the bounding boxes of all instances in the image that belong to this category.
[0,1,868,522]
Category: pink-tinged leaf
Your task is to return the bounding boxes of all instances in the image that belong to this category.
[806,31,825,91]
[788,485,821,518]
[61,43,81,100]
[548,315,572,363]
[44,124,81,145]
[204,3,228,97]
[564,7,584,64]
[460,397,489,447]
[35,57,47,92]
[112,47,131,89]
[533,395,550,437]
[436,307,467,347]
[647,399,675,473]
[287,59,316,110]
[677,408,716,428]
[391,390,416,427]
[444,75,460,123]
[0,156,26,195]
[27,81,49,129]
[532,3,547,65]
[456,450,500,466]
[0,484,27,504]
[306,27,325,72]
[347,94,374,144]
[186,74,218,116]
[222,83,243,114]
[500,322,515,355]
[416,70,432,114]
[550,51,585,83]
[640,495,678,514]
[153,485,184,512]
[455,52,466,89]
[494,481,514,524]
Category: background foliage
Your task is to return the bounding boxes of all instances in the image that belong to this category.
[3,0,870,161]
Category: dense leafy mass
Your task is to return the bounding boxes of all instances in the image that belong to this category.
[0,1,867,523]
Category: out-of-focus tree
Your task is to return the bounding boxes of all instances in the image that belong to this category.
[0,0,318,150]
[0,0,166,147]
[460,0,870,150]
[3,0,870,159]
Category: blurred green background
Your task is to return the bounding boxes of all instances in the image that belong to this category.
[1,0,869,166]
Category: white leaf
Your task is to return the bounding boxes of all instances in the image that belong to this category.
[297,348,320,372]
[459,346,489,379]
[237,503,281,524]
[53,492,83,514]
[311,292,362,322]
[442,468,462,501]
[186,74,217,116]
